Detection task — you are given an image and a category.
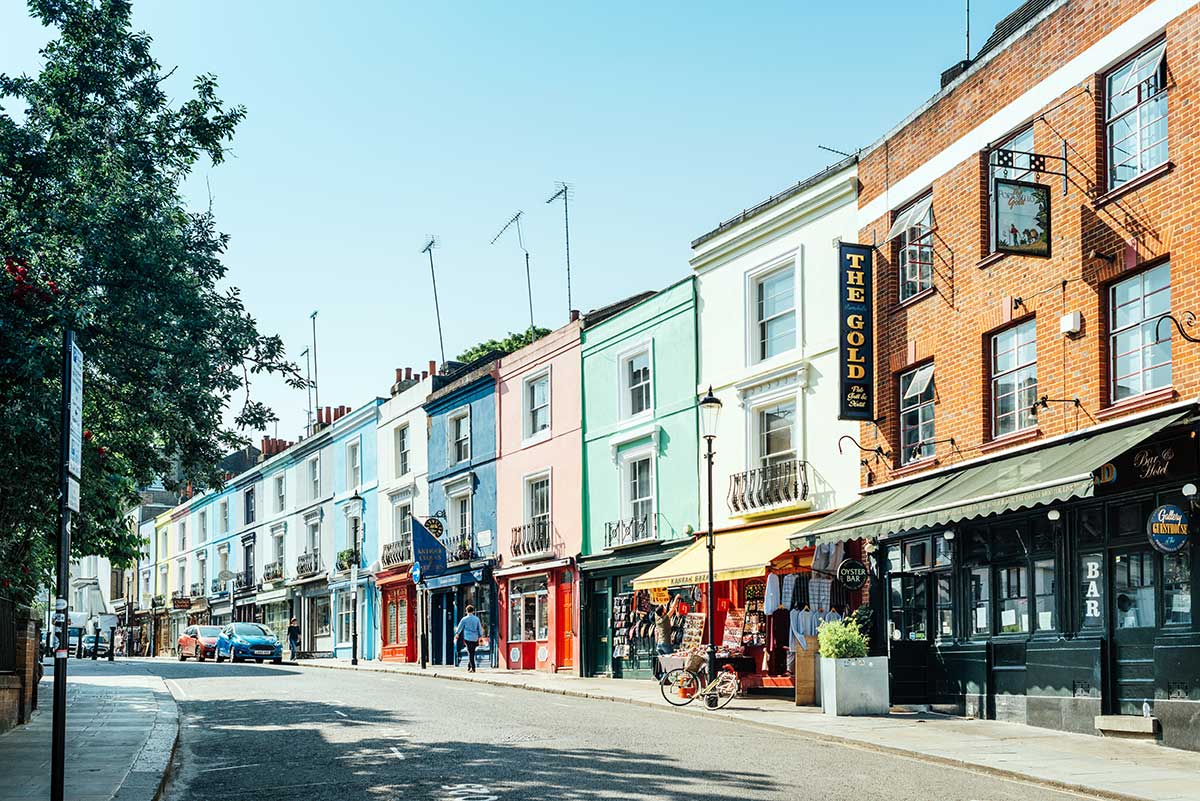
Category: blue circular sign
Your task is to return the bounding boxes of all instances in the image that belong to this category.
[411,560,422,584]
[1147,504,1190,554]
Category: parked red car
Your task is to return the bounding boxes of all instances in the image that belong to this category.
[178,625,222,661]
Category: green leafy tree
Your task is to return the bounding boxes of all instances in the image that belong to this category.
[0,0,302,605]
[457,327,551,364]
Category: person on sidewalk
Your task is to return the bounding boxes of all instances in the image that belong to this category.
[454,606,482,672]
[286,618,301,661]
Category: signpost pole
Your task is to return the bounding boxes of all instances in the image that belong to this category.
[51,329,82,801]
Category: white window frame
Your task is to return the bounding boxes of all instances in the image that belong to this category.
[899,363,937,465]
[392,500,413,546]
[244,488,256,524]
[394,424,410,478]
[754,397,797,469]
[522,368,552,444]
[177,561,187,592]
[198,511,208,544]
[989,127,1035,253]
[275,475,286,513]
[219,501,229,534]
[307,456,321,501]
[617,341,654,420]
[347,439,361,489]
[751,263,797,363]
[1109,263,1171,402]
[178,521,187,551]
[618,446,656,528]
[336,593,352,643]
[271,526,285,563]
[523,470,552,529]
[990,320,1038,438]
[449,408,471,464]
[893,194,935,301]
[449,491,473,544]
[305,517,321,554]
[1106,39,1167,190]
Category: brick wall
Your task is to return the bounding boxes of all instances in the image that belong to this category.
[0,617,40,734]
[856,0,1200,483]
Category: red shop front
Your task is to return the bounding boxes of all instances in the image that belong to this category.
[377,566,417,663]
[496,559,576,672]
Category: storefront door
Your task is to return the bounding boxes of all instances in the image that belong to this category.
[887,572,932,704]
[557,572,574,670]
[431,590,455,665]
[587,578,610,676]
[1109,547,1157,715]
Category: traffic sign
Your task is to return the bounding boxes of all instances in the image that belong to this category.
[67,341,83,478]
[411,561,422,585]
[66,477,79,513]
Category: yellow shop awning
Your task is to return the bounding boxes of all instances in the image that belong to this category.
[633,519,819,590]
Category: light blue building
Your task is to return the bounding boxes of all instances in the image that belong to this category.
[329,399,385,661]
[423,354,501,667]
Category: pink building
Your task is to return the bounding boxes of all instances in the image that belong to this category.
[494,319,583,672]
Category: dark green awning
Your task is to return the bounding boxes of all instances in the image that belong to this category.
[793,409,1191,546]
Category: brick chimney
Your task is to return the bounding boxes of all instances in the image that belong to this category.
[429,359,437,376]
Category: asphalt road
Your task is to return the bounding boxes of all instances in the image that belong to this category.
[147,660,1095,801]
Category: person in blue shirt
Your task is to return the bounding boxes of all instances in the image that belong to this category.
[454,605,483,672]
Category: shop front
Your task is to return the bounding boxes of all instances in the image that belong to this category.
[168,597,190,655]
[578,539,690,679]
[377,566,417,662]
[496,559,575,672]
[209,597,232,628]
[150,601,170,656]
[186,597,210,628]
[804,407,1200,751]
[290,578,332,657]
[424,566,496,668]
[330,575,376,662]
[256,586,291,647]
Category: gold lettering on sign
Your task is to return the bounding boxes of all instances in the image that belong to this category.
[1133,447,1174,480]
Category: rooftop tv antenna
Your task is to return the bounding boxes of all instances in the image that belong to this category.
[422,236,447,367]
[309,310,319,412]
[491,211,535,331]
[299,347,312,435]
[546,181,573,317]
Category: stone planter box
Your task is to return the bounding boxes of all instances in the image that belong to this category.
[819,655,890,716]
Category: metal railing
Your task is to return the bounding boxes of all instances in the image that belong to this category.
[262,560,285,582]
[335,549,360,572]
[210,579,227,595]
[296,550,322,578]
[0,597,15,673]
[444,535,474,564]
[381,538,413,569]
[727,459,810,516]
[511,519,553,561]
[190,582,205,598]
[171,588,189,600]
[233,569,255,593]
[604,516,655,549]
[151,594,165,608]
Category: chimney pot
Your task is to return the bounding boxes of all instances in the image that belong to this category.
[421,370,428,380]
[429,359,437,376]
[405,367,412,380]
[570,309,580,322]
[325,406,332,424]
[395,368,403,382]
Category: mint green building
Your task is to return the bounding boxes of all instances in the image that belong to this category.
[578,277,700,678]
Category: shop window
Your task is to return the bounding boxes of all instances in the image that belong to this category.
[933,533,952,567]
[970,567,990,636]
[899,363,935,464]
[990,320,1037,438]
[1106,40,1167,190]
[1164,551,1191,626]
[935,573,953,639]
[314,596,331,636]
[386,601,399,645]
[890,194,934,301]
[757,400,796,468]
[903,539,930,571]
[336,595,353,643]
[1079,507,1104,546]
[989,127,1034,252]
[1034,559,1056,632]
[755,266,796,360]
[997,566,1029,633]
[1109,263,1171,402]
[396,598,408,644]
[885,544,902,574]
[1114,551,1156,629]
[889,575,927,641]
[620,348,652,419]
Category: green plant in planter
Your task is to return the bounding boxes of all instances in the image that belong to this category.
[336,548,358,571]
[817,618,868,659]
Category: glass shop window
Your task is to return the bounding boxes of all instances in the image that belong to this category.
[889,575,928,641]
[998,566,1030,633]
[1164,551,1192,626]
[970,567,990,636]
[1114,551,1156,629]
[935,573,954,639]
[904,539,931,571]
[1033,559,1056,631]
[933,533,953,567]
[1079,552,1105,631]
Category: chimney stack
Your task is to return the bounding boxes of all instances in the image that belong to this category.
[428,359,437,376]
[395,368,403,383]
[421,370,428,380]
[570,309,580,322]
[405,367,412,380]
[325,406,332,425]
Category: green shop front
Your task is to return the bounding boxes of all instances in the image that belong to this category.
[804,407,1200,751]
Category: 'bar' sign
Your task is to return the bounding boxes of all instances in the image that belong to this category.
[838,242,874,421]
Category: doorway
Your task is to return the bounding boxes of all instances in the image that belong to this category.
[587,578,610,677]
[557,570,574,670]
[1109,547,1157,715]
[430,590,456,666]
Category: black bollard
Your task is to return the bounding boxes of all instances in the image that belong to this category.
[91,623,99,660]
[108,627,115,661]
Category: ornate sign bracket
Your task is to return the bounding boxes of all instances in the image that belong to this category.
[1156,312,1200,344]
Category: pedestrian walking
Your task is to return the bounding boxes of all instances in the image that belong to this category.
[286,618,301,661]
[454,606,483,673]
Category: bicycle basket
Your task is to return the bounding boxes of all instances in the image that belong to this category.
[685,653,705,673]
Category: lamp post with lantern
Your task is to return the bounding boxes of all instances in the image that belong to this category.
[348,491,365,666]
[698,386,723,705]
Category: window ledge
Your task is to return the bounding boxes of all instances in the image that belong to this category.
[979,427,1042,454]
[894,287,936,311]
[1093,161,1174,209]
[1096,385,1177,421]
[977,251,1008,270]
[520,430,552,449]
[891,457,939,479]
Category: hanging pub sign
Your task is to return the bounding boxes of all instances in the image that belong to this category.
[837,242,874,421]
[835,558,869,591]
[994,178,1051,257]
[1147,504,1190,554]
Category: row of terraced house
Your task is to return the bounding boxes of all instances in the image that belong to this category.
[99,0,1200,751]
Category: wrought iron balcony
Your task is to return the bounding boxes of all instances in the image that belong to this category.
[604,516,655,549]
[262,560,285,582]
[233,569,255,593]
[727,459,810,517]
[210,578,227,595]
[190,582,205,598]
[381,538,413,569]
[171,588,189,600]
[296,550,322,578]
[444,534,475,565]
[335,548,360,572]
[511,518,553,562]
[151,594,165,608]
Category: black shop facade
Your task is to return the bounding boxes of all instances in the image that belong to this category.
[804,405,1200,751]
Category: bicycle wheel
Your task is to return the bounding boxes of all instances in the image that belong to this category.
[660,668,702,706]
[713,670,739,709]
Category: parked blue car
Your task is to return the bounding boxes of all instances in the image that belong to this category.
[215,622,283,664]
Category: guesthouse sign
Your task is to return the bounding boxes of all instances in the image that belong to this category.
[1147,504,1190,554]
[837,242,874,421]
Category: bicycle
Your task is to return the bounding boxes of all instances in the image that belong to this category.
[659,661,740,709]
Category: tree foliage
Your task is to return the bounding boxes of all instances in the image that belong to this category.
[456,327,551,364]
[0,0,301,604]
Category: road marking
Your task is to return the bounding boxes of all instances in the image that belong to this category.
[199,763,260,773]
[334,709,348,717]
[475,691,499,697]
[389,746,404,760]
[167,680,187,699]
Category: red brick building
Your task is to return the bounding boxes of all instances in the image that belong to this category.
[807,0,1200,749]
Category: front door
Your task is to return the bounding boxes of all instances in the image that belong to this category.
[887,573,931,704]
[557,572,574,670]
[1110,547,1157,715]
[587,578,610,676]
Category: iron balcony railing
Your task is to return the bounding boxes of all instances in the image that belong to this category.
[233,569,255,593]
[171,588,189,600]
[511,518,553,562]
[151,594,165,608]
[190,582,205,598]
[262,560,285,582]
[444,534,475,565]
[381,538,413,569]
[296,550,322,578]
[727,459,810,516]
[604,516,655,549]
[335,549,361,572]
[210,579,227,595]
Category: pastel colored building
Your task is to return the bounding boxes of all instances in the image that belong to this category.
[494,319,584,672]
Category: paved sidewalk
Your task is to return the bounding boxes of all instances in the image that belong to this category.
[0,660,178,801]
[295,657,1200,801]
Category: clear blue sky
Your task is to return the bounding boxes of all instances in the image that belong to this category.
[1,0,1019,443]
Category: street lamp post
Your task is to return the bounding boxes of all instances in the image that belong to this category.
[349,491,364,666]
[698,386,723,708]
